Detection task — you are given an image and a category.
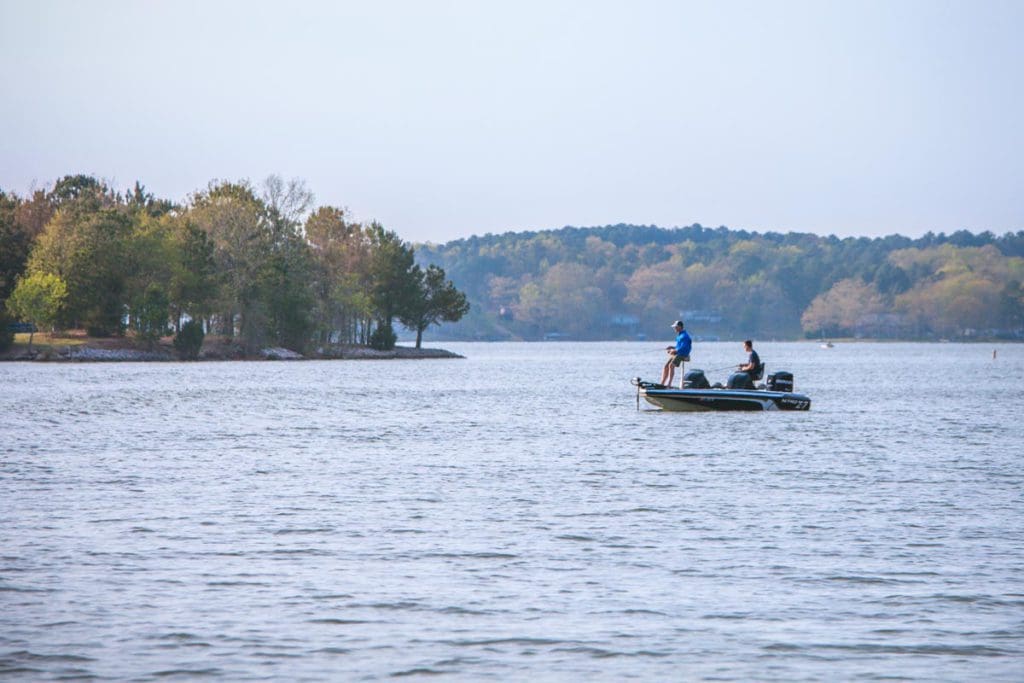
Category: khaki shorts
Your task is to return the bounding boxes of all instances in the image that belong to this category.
[671,354,690,367]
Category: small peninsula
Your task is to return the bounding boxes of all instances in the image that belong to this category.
[0,331,463,362]
[1,175,470,360]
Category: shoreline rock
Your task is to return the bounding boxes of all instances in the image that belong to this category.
[261,347,305,360]
[68,347,175,362]
[320,345,463,360]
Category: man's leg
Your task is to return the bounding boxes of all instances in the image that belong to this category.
[666,356,679,388]
[660,358,672,386]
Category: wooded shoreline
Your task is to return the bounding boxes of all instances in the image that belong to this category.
[1,175,470,360]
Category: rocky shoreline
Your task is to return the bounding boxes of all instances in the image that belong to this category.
[0,342,464,362]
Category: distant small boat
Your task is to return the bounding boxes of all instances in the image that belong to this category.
[820,341,834,349]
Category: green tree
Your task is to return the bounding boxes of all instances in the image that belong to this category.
[265,233,316,352]
[50,174,106,203]
[126,212,177,301]
[0,307,14,352]
[125,181,176,217]
[367,222,417,339]
[399,264,470,348]
[187,180,273,352]
[368,322,397,350]
[0,190,32,303]
[173,319,205,360]
[168,220,218,331]
[130,282,171,349]
[261,176,316,352]
[29,208,134,335]
[7,272,68,353]
[46,175,119,224]
[188,178,320,353]
[999,281,1024,332]
[13,189,55,243]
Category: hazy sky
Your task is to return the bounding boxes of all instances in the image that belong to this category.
[2,1,1022,243]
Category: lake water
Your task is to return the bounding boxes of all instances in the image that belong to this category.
[2,341,1022,681]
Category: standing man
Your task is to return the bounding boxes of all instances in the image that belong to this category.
[737,340,762,381]
[660,320,692,388]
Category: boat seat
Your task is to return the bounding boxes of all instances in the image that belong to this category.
[753,362,764,380]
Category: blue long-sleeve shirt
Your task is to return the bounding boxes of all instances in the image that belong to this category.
[675,330,692,357]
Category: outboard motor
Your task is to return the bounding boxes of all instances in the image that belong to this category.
[683,369,710,389]
[767,371,794,392]
[726,372,754,390]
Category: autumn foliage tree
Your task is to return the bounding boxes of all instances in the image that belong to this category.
[800,278,886,337]
[305,206,374,345]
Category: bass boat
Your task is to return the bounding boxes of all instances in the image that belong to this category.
[632,369,811,412]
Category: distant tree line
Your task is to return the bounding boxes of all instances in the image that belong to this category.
[0,174,468,354]
[417,224,1024,341]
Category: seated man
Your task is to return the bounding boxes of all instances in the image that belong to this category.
[737,339,762,381]
[660,320,692,388]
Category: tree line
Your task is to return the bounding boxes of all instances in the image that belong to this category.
[0,174,468,355]
[416,224,1024,341]
[4,177,1021,347]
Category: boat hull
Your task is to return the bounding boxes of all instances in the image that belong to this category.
[640,387,811,412]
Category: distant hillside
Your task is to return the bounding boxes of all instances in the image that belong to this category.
[416,224,1024,341]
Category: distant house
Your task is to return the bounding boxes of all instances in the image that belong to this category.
[610,314,639,327]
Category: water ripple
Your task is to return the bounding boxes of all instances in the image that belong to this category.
[2,342,1023,681]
